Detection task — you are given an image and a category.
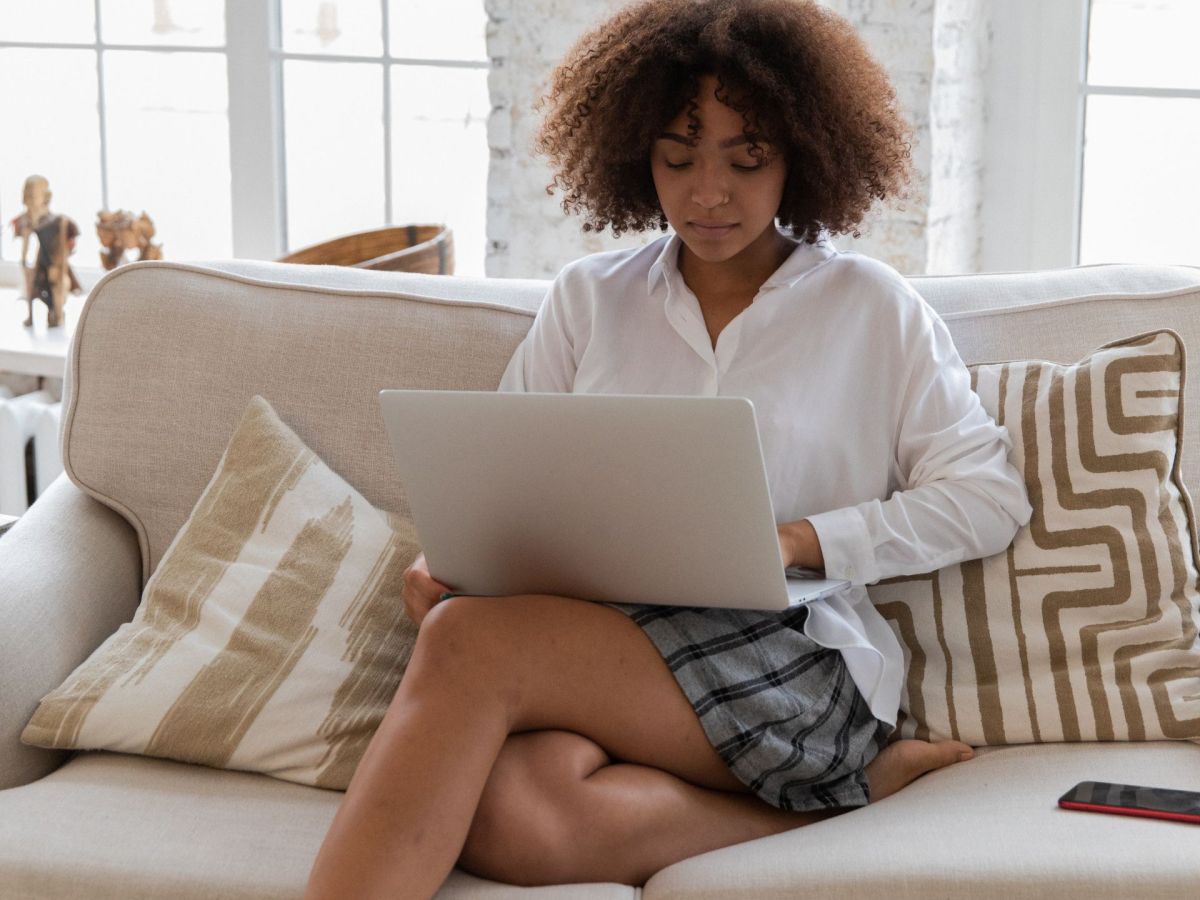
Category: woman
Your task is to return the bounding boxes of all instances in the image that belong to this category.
[305,1,1033,897]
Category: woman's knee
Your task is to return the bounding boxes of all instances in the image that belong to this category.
[405,596,511,683]
[459,731,607,885]
[414,594,487,649]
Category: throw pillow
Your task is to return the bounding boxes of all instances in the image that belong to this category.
[21,395,421,789]
[870,329,1200,745]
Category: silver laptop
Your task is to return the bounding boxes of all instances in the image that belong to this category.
[378,390,850,611]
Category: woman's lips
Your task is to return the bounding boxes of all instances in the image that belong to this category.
[690,222,737,238]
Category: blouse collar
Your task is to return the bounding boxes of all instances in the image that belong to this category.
[646,228,837,295]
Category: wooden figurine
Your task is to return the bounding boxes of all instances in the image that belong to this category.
[8,175,50,304]
[8,175,82,328]
[96,209,163,270]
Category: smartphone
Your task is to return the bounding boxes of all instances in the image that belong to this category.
[1058,780,1200,825]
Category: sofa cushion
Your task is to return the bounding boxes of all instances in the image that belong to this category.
[2,744,1193,900]
[38,256,1200,900]
[60,260,547,586]
[0,751,635,899]
[911,264,1200,498]
[61,260,1200,590]
[642,740,1200,900]
[22,395,421,790]
[869,330,1200,746]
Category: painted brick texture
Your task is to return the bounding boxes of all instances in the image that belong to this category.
[485,0,989,277]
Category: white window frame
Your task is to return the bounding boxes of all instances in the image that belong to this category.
[228,0,285,261]
[1,0,487,286]
[981,0,1090,273]
[983,0,1200,272]
[269,1,489,261]
[0,2,234,287]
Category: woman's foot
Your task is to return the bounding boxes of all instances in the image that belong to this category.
[864,738,974,803]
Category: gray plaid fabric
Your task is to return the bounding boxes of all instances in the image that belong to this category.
[600,600,894,812]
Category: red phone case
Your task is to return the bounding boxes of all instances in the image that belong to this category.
[1060,787,1200,830]
[1058,798,1200,825]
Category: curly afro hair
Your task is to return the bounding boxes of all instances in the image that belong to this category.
[533,0,912,242]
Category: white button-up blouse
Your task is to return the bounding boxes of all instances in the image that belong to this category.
[497,230,1033,727]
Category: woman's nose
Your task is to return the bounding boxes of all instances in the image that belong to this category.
[690,164,730,209]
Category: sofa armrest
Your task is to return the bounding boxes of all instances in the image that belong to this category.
[0,473,141,790]
[0,513,17,536]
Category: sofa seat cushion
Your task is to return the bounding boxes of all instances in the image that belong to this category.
[0,751,635,900]
[642,740,1200,899]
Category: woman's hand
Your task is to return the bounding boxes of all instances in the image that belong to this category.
[402,552,455,629]
[778,519,825,572]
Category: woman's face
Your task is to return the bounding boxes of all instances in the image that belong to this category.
[650,74,788,266]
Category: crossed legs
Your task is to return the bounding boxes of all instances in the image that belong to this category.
[457,727,844,888]
[303,594,972,899]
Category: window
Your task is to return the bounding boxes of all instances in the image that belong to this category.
[1078,0,1200,266]
[983,0,1199,270]
[278,0,489,269]
[0,0,490,281]
[0,0,231,270]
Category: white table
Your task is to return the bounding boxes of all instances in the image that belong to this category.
[0,287,84,379]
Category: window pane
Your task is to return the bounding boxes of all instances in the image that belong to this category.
[280,0,382,57]
[104,51,232,259]
[388,0,487,61]
[284,60,385,250]
[0,48,102,266]
[100,0,225,48]
[1079,95,1200,265]
[390,64,488,276]
[0,0,95,44]
[1087,0,1200,90]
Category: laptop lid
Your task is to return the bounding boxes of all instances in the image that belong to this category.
[379,390,848,611]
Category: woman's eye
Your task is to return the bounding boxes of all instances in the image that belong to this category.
[664,161,764,171]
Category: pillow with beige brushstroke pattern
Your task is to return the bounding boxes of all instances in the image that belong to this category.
[870,329,1200,746]
[20,395,421,789]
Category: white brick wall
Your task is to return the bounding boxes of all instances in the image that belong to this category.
[485,0,642,279]
[926,0,990,274]
[485,0,990,278]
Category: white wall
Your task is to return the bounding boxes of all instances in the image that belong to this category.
[485,0,994,278]
[484,0,645,280]
[981,0,1088,273]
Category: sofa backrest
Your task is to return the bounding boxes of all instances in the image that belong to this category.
[60,258,1200,586]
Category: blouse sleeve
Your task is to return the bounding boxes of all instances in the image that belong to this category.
[497,269,578,394]
[805,297,1034,586]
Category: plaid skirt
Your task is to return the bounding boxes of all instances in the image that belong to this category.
[598,599,895,813]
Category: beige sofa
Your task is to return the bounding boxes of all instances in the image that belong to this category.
[1,257,1198,899]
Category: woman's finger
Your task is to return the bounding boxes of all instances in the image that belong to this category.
[403,554,456,628]
[402,581,438,628]
[413,571,452,600]
[406,553,452,592]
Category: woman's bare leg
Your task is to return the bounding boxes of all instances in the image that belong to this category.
[457,729,840,886]
[303,594,973,899]
[458,726,970,887]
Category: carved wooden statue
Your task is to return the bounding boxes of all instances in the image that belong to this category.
[96,209,164,270]
[8,175,50,301]
[8,175,82,328]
